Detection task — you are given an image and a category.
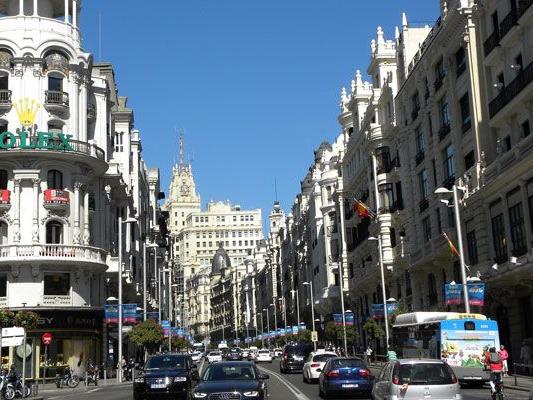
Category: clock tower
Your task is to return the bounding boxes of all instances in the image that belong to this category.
[165,133,201,236]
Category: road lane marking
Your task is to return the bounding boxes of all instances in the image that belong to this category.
[84,388,99,393]
[258,366,311,400]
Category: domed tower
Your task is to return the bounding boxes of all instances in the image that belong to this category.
[211,243,231,276]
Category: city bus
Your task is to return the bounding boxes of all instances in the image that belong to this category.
[392,312,500,385]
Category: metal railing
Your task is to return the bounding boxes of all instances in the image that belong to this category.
[43,295,71,306]
[0,244,107,263]
[45,90,69,106]
[500,9,518,39]
[484,30,500,57]
[489,60,533,118]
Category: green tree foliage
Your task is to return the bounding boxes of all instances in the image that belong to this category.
[324,322,358,343]
[363,318,385,342]
[129,319,164,354]
[14,311,38,331]
[0,309,14,328]
[163,337,190,352]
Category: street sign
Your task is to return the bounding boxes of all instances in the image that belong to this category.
[1,327,24,348]
[311,330,318,342]
[41,332,53,345]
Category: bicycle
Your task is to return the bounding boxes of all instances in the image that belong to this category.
[489,372,504,400]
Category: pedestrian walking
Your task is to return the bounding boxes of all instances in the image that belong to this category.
[498,345,509,376]
[365,345,373,364]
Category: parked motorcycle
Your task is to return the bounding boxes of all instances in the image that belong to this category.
[124,359,135,382]
[55,366,80,389]
[86,362,98,386]
[6,367,31,398]
[0,369,15,400]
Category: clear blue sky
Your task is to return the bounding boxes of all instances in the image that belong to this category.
[81,1,438,229]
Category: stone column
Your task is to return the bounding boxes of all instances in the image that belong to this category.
[64,0,69,22]
[12,179,21,243]
[33,0,37,15]
[32,178,40,243]
[72,0,77,27]
[19,0,23,15]
[83,189,90,245]
[338,191,349,288]
[73,182,82,244]
[71,74,80,140]
[79,77,87,142]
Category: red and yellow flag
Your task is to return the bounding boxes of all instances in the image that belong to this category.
[354,199,376,219]
[442,232,460,257]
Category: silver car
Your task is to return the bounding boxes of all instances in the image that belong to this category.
[372,359,462,400]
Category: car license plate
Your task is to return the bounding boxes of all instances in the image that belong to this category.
[293,356,303,361]
[342,384,358,388]
[463,376,482,380]
[150,384,166,389]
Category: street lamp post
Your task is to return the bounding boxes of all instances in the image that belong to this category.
[259,311,264,347]
[278,297,287,331]
[144,243,158,322]
[270,303,277,335]
[435,185,470,312]
[263,308,270,343]
[117,215,137,383]
[303,282,317,351]
[332,262,348,355]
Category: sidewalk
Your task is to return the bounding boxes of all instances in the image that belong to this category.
[36,378,131,395]
[366,363,533,393]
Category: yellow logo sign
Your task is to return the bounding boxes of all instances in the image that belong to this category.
[13,98,40,128]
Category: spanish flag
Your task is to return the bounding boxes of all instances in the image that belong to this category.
[354,199,376,219]
[442,232,461,257]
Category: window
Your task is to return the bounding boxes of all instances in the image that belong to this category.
[448,206,455,228]
[509,202,527,256]
[0,221,7,244]
[411,91,420,118]
[419,169,429,199]
[378,183,394,211]
[44,273,70,296]
[47,169,63,190]
[48,121,63,134]
[0,75,7,91]
[491,11,499,36]
[0,121,7,134]
[459,93,471,131]
[416,128,425,153]
[442,144,455,180]
[522,120,530,137]
[405,271,412,296]
[428,273,438,305]
[436,208,442,233]
[423,216,432,242]
[464,151,475,170]
[466,227,479,266]
[0,275,5,297]
[491,213,507,262]
[376,146,391,173]
[46,221,63,244]
[435,58,446,81]
[440,99,450,127]
[455,46,466,76]
[0,169,7,190]
[514,53,523,75]
[48,76,63,92]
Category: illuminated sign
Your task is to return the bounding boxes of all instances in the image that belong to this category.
[0,131,73,151]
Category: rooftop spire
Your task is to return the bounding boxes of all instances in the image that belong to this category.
[178,128,185,171]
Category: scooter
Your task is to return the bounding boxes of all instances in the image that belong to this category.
[0,369,15,400]
[55,366,80,389]
[86,362,98,386]
[6,368,31,398]
[124,360,135,382]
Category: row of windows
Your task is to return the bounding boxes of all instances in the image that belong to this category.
[0,272,71,297]
[0,169,64,190]
[193,240,259,248]
[192,214,256,224]
[195,230,260,239]
[0,221,64,244]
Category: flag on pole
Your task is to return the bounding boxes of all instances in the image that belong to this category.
[442,232,461,257]
[354,199,376,219]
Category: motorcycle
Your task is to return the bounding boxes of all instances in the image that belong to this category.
[0,369,15,400]
[124,360,135,382]
[55,366,80,389]
[86,363,98,386]
[6,368,31,398]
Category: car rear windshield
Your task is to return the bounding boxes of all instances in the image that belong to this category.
[313,354,336,362]
[331,359,365,369]
[396,363,455,385]
[287,345,312,356]
[145,356,186,370]
[230,348,241,353]
[259,350,269,354]
[209,352,220,356]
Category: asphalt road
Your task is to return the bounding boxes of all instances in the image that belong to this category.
[40,359,531,400]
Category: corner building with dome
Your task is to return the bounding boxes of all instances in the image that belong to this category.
[0,0,163,379]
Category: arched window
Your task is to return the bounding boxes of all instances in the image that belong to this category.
[0,221,7,244]
[48,121,63,134]
[428,273,438,306]
[0,169,7,190]
[46,221,63,244]
[47,170,63,190]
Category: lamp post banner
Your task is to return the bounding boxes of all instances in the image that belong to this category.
[468,283,485,306]
[122,304,138,325]
[333,314,343,325]
[445,284,463,305]
[345,312,355,326]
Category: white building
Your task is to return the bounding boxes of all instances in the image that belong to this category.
[0,0,160,376]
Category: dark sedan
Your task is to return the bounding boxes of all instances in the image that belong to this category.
[133,354,199,400]
[192,361,269,400]
[225,348,243,361]
[318,357,374,399]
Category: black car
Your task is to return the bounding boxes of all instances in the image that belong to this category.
[133,354,199,400]
[279,343,314,373]
[225,348,243,361]
[192,361,269,400]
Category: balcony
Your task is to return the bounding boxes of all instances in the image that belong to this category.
[415,151,425,166]
[0,244,107,269]
[43,189,70,211]
[419,197,429,213]
[489,60,533,118]
[0,89,12,112]
[438,123,451,141]
[500,9,518,40]
[0,189,10,210]
[484,30,500,57]
[44,90,69,115]
[43,295,71,306]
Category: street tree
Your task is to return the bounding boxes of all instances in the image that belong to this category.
[129,319,164,355]
[363,318,385,349]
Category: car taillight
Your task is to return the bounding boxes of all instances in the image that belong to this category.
[311,363,321,368]
[392,375,399,385]
[284,354,288,361]
[392,363,400,384]
[326,370,340,378]
[359,369,370,378]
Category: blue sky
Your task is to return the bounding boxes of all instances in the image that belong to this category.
[81,1,438,229]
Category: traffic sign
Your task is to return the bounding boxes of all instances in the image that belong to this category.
[41,332,53,345]
[311,330,318,342]
[1,327,24,347]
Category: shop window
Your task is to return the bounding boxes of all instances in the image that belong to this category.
[46,221,63,244]
[47,169,63,190]
[44,273,70,296]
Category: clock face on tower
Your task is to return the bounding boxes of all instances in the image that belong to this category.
[180,181,190,196]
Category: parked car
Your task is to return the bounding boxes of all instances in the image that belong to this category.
[207,351,223,363]
[280,343,314,373]
[256,349,273,363]
[192,361,269,400]
[273,348,283,358]
[317,357,373,399]
[133,354,199,400]
[190,352,202,363]
[226,348,243,361]
[302,351,337,383]
[371,359,461,400]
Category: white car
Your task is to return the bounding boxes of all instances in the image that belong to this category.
[256,349,273,363]
[207,351,222,363]
[302,351,337,383]
[191,351,202,362]
[273,348,283,358]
